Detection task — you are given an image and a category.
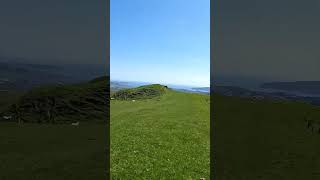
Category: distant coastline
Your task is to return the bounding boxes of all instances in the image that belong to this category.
[111,80,210,94]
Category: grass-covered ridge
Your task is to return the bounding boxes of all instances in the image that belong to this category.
[2,76,108,124]
[111,87,210,179]
[111,84,168,100]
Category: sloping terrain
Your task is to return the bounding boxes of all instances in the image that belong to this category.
[0,122,107,180]
[213,94,320,180]
[111,87,210,179]
[1,76,108,124]
[0,76,108,179]
[111,84,168,100]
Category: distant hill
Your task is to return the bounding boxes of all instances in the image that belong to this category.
[261,81,320,95]
[111,80,210,95]
[110,81,136,92]
[1,76,108,124]
[191,87,210,92]
[110,81,157,91]
[0,60,106,90]
[213,85,320,106]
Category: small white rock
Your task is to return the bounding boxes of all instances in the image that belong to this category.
[3,116,12,120]
[71,121,79,126]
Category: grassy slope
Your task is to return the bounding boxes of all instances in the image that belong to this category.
[0,123,106,180]
[0,77,108,179]
[213,94,320,180]
[2,76,108,123]
[111,89,210,179]
[0,91,23,112]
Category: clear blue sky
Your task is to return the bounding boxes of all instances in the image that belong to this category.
[111,0,210,87]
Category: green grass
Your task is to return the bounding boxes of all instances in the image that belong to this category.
[213,94,320,180]
[0,122,107,180]
[0,77,108,179]
[2,76,108,123]
[0,91,23,111]
[111,84,168,100]
[111,89,210,179]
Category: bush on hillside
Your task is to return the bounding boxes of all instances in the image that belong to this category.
[112,84,168,100]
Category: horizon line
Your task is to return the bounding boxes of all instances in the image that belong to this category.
[110,78,210,88]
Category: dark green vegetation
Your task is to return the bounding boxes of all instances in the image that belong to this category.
[1,76,108,124]
[0,91,23,112]
[0,77,108,179]
[111,85,210,179]
[111,84,168,100]
[213,94,320,180]
[0,122,106,180]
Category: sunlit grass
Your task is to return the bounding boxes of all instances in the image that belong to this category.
[111,90,210,179]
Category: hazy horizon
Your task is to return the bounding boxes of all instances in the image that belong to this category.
[110,78,209,88]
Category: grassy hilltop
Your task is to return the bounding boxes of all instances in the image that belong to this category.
[0,77,108,180]
[112,84,167,100]
[213,94,320,180]
[111,84,210,179]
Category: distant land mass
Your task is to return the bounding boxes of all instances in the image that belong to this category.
[212,85,320,106]
[0,60,106,90]
[111,80,210,94]
[261,81,320,96]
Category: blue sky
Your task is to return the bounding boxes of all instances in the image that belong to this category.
[110,0,210,87]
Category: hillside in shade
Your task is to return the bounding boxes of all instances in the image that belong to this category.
[1,76,108,124]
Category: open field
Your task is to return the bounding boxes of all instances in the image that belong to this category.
[0,122,107,180]
[213,94,320,180]
[111,87,210,179]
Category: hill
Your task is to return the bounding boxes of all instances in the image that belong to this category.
[261,81,320,95]
[0,60,106,90]
[111,84,168,100]
[0,76,108,179]
[213,85,320,106]
[213,93,320,179]
[1,76,108,124]
[111,86,210,179]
